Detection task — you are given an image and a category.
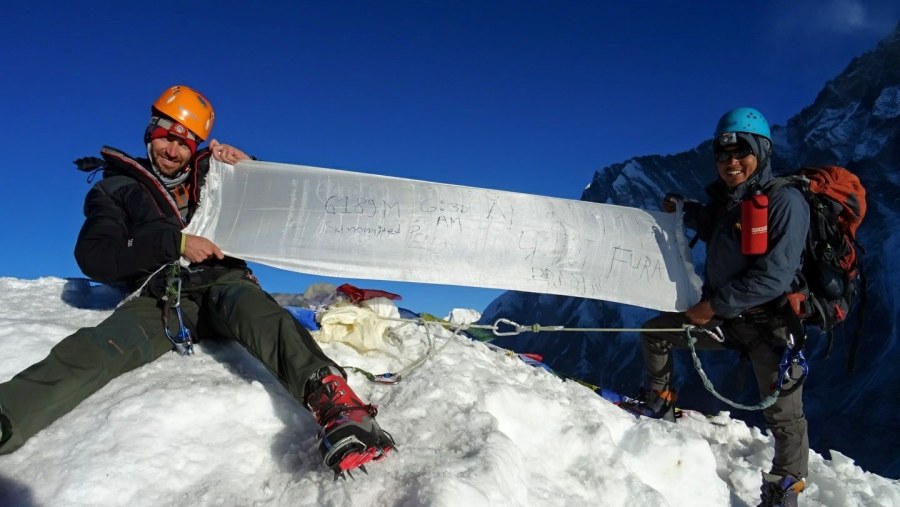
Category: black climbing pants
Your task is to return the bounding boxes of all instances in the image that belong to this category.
[640,311,809,479]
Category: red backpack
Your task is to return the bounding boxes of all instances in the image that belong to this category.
[765,166,867,371]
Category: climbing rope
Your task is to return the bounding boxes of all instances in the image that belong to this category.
[684,326,779,410]
[684,326,811,411]
[341,315,686,385]
[348,314,809,413]
[345,317,467,384]
[129,260,808,414]
[374,315,688,336]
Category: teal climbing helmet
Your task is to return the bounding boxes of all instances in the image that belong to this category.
[714,107,771,140]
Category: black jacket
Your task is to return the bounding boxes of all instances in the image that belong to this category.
[74,146,244,292]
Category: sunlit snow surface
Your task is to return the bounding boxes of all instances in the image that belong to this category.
[1,277,897,506]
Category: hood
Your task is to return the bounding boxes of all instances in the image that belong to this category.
[705,156,775,207]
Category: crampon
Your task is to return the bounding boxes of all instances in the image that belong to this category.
[319,414,396,479]
[307,371,397,480]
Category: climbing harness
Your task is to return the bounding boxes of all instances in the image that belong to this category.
[161,265,193,356]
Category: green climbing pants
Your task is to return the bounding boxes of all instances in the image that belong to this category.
[0,268,335,454]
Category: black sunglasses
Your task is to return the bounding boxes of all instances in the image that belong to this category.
[715,147,753,163]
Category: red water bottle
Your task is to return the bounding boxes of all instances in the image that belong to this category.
[741,192,768,255]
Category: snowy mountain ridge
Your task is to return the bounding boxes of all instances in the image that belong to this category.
[482,24,900,478]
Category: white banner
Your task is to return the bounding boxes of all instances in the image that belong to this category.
[185,160,702,312]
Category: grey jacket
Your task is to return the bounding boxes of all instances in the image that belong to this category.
[684,160,810,319]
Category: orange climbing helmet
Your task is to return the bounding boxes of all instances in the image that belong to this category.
[150,85,215,141]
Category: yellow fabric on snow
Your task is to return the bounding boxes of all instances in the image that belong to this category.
[315,297,403,356]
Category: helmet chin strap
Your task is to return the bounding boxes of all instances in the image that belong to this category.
[147,143,191,189]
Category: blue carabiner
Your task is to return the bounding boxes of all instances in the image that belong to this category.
[164,296,194,356]
[777,347,808,389]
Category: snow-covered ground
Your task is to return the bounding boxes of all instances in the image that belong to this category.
[1,277,897,506]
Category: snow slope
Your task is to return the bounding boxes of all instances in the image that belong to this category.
[0,277,897,506]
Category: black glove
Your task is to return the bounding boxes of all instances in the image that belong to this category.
[661,192,684,213]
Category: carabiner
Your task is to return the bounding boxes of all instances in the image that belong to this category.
[776,347,808,390]
[164,304,194,356]
[492,318,523,336]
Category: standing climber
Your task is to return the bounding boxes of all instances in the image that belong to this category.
[625,107,809,507]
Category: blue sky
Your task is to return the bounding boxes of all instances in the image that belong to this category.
[1,1,897,317]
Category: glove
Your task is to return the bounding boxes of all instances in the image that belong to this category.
[286,306,320,331]
[661,193,684,213]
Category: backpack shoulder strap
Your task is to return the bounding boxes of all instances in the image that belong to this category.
[761,175,807,195]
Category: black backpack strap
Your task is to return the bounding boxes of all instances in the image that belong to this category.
[760,175,802,194]
[847,250,867,374]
